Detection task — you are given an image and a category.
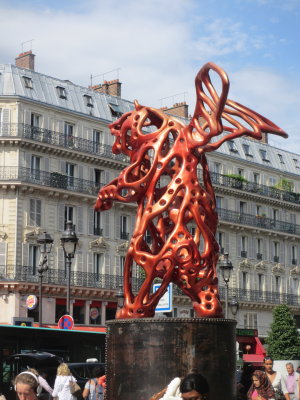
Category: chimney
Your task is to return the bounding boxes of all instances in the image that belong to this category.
[15,50,35,71]
[161,102,189,119]
[90,79,122,97]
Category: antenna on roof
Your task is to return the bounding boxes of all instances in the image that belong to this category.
[21,39,35,53]
[158,91,188,107]
[90,68,121,87]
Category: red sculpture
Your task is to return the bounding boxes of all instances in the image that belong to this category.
[95,62,287,319]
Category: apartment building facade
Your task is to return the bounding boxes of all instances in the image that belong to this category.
[0,52,299,338]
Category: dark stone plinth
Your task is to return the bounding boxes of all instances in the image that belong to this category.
[106,318,236,400]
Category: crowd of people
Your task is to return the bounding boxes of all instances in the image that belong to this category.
[1,357,299,400]
[237,357,300,400]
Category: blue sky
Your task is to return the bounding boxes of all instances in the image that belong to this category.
[0,0,299,153]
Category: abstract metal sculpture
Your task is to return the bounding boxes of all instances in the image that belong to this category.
[95,62,287,319]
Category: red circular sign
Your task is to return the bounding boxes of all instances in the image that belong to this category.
[26,295,38,310]
[90,307,99,320]
[58,315,74,330]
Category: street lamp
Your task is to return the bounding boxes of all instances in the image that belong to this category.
[60,221,78,315]
[37,231,53,327]
[230,295,239,318]
[116,284,124,311]
[219,252,233,318]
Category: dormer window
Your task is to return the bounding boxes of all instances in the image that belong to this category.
[228,140,238,153]
[293,158,300,169]
[56,86,67,99]
[259,149,269,162]
[242,143,252,157]
[278,154,284,164]
[84,94,93,107]
[109,103,122,118]
[23,76,33,89]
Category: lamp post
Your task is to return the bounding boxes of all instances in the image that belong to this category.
[37,231,53,327]
[230,295,239,318]
[219,252,233,318]
[60,221,78,315]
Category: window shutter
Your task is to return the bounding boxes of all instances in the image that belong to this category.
[236,234,241,257]
[78,165,83,180]
[25,152,31,168]
[36,199,41,226]
[57,120,64,133]
[0,242,7,266]
[89,168,94,182]
[88,208,94,235]
[76,251,83,272]
[104,211,110,238]
[88,252,93,273]
[58,204,65,231]
[44,157,50,173]
[280,241,285,264]
[249,236,254,258]
[224,232,230,254]
[104,171,111,185]
[24,109,30,125]
[115,256,120,276]
[1,109,10,135]
[29,199,34,225]
[77,206,83,234]
[57,247,64,270]
[22,243,29,266]
[60,160,66,174]
[105,254,110,274]
[115,211,120,239]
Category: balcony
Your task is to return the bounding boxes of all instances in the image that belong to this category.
[292,258,297,265]
[94,227,103,236]
[210,171,300,206]
[241,250,247,258]
[273,256,280,263]
[256,253,263,260]
[217,208,300,236]
[0,167,102,196]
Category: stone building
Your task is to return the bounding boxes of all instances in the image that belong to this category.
[0,52,299,339]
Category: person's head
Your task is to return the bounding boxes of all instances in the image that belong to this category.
[180,373,209,400]
[286,363,294,375]
[263,356,274,373]
[14,372,39,400]
[251,370,268,389]
[92,366,105,378]
[57,363,71,376]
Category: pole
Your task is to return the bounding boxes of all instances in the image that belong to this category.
[39,272,43,327]
[225,281,229,318]
[66,257,71,315]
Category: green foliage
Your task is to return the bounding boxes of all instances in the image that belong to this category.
[273,178,294,192]
[224,173,249,183]
[265,304,300,360]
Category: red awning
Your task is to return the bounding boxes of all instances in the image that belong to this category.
[243,354,264,365]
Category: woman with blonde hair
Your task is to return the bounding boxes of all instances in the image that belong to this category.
[52,363,78,400]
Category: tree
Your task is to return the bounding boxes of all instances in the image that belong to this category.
[265,304,300,360]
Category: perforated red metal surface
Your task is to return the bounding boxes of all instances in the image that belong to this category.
[95,62,287,319]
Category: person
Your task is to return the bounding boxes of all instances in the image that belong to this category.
[237,364,255,400]
[14,371,41,400]
[264,356,290,400]
[52,363,77,400]
[285,363,300,400]
[149,372,209,400]
[82,366,105,400]
[27,368,53,399]
[247,370,275,400]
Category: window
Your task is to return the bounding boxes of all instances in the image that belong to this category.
[216,232,224,253]
[275,276,280,292]
[93,130,102,153]
[64,206,74,226]
[253,173,260,184]
[242,272,248,290]
[259,149,269,162]
[241,236,247,258]
[213,162,221,174]
[83,94,93,107]
[242,144,252,156]
[237,168,244,177]
[29,199,41,226]
[272,208,279,222]
[64,122,74,147]
[269,176,276,186]
[277,154,284,164]
[120,256,126,275]
[239,201,246,214]
[29,245,38,275]
[293,159,299,169]
[109,103,122,118]
[291,245,297,265]
[94,211,102,236]
[66,163,75,187]
[256,238,262,259]
[93,253,103,278]
[31,113,40,128]
[94,169,103,186]
[256,205,262,216]
[57,86,67,99]
[23,76,33,89]
[244,313,257,329]
[258,274,264,292]
[292,278,298,295]
[120,215,129,240]
[31,155,41,180]
[228,140,238,153]
[273,242,279,262]
[215,196,223,209]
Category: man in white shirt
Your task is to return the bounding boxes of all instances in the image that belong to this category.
[285,363,300,400]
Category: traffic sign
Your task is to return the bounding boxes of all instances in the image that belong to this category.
[153,283,173,313]
[58,314,74,330]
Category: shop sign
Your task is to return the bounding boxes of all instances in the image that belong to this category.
[26,295,38,310]
[90,307,100,320]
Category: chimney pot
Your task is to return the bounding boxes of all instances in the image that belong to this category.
[15,50,35,71]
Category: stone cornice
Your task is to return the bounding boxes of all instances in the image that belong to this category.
[116,241,129,253]
[272,263,285,274]
[89,237,109,251]
[239,259,252,270]
[290,266,300,276]
[254,261,268,272]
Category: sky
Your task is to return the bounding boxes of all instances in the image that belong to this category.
[0,0,299,154]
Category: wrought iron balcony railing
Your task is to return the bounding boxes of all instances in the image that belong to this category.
[0,166,102,196]
[0,123,128,163]
[217,208,300,236]
[1,265,300,306]
[120,232,129,240]
[210,171,300,205]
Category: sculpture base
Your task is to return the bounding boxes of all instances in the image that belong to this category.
[106,318,236,400]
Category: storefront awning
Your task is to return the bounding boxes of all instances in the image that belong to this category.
[243,354,264,365]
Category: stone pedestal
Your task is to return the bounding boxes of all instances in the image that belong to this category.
[106,318,236,400]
